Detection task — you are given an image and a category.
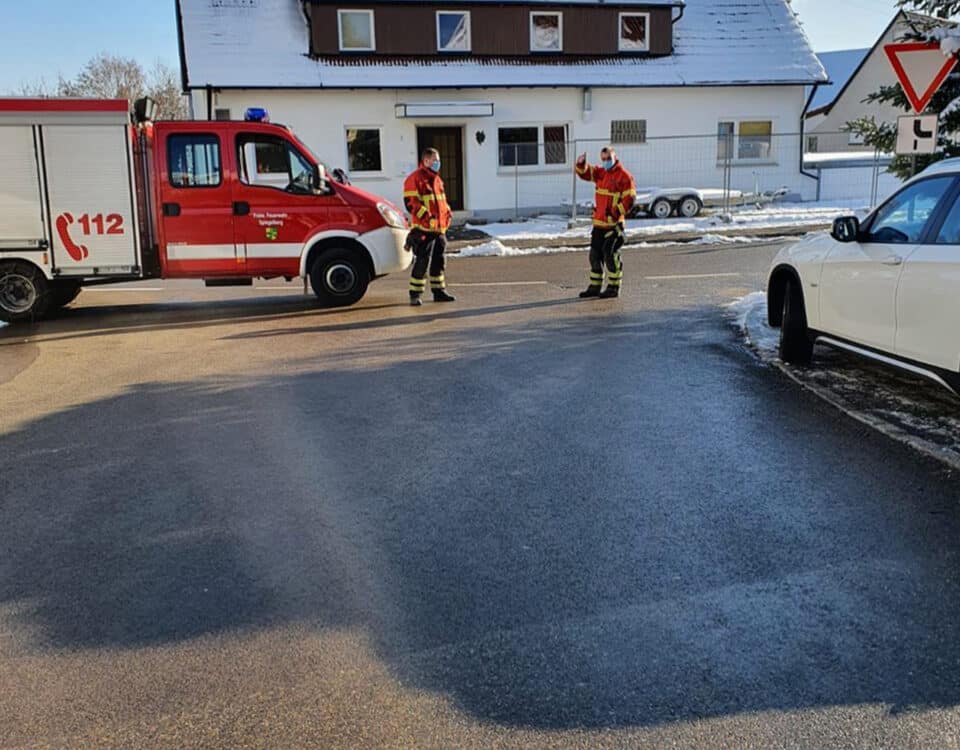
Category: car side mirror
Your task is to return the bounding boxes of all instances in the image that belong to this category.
[831,216,860,243]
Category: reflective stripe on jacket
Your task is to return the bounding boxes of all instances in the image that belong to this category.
[575,161,637,228]
[402,167,452,233]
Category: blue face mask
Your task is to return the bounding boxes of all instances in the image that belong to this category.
[603,159,615,170]
[430,159,441,172]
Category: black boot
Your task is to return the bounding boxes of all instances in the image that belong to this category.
[410,293,423,307]
[433,289,456,302]
[579,286,601,298]
[599,286,620,299]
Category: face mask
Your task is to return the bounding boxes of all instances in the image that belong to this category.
[430,160,441,172]
[603,159,615,170]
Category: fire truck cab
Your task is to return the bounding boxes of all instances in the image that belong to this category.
[0,98,412,323]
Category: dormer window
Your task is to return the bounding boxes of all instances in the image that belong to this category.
[338,10,375,52]
[437,11,471,53]
[530,12,562,53]
[618,12,650,52]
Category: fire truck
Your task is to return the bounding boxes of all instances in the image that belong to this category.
[0,98,412,323]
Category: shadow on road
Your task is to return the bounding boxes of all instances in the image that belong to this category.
[3,307,960,730]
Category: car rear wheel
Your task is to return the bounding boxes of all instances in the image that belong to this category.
[0,261,50,323]
[650,198,673,219]
[309,248,370,307]
[779,278,814,365]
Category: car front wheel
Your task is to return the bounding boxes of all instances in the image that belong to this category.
[309,248,370,307]
[779,278,814,365]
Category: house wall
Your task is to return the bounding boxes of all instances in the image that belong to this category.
[192,84,814,216]
[808,20,906,152]
[308,4,674,56]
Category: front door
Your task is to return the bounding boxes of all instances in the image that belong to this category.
[417,127,464,211]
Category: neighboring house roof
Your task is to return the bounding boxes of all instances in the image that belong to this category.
[178,0,827,90]
[807,48,869,112]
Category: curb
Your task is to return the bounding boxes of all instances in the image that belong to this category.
[740,316,960,475]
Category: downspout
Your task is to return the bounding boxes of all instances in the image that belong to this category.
[671,3,685,25]
[800,83,821,193]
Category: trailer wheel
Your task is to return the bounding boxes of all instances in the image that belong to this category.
[48,281,82,311]
[309,248,370,307]
[0,261,50,323]
[650,198,673,219]
[678,196,703,218]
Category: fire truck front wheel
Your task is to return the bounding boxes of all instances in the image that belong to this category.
[309,248,370,307]
[0,261,50,323]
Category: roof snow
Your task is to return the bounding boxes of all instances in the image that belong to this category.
[178,0,827,89]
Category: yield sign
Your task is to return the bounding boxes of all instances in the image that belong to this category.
[884,42,959,114]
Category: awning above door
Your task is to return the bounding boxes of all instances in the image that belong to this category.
[395,102,494,118]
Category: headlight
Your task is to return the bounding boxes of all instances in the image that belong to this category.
[377,202,407,229]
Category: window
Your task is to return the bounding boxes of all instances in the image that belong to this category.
[214,108,231,121]
[865,177,953,244]
[346,127,383,172]
[338,9,375,51]
[544,125,567,164]
[619,12,650,52]
[237,135,316,193]
[530,12,562,52]
[167,134,221,188]
[499,127,538,167]
[437,11,471,52]
[716,120,774,161]
[717,122,735,161]
[611,119,647,144]
[498,125,569,167]
[807,135,819,153]
[936,190,960,244]
[738,121,772,160]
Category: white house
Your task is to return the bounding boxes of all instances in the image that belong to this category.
[177,0,827,218]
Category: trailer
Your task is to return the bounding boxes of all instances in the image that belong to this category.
[632,186,790,219]
[0,98,412,323]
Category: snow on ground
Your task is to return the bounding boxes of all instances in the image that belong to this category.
[454,234,792,258]
[729,293,960,469]
[467,201,869,243]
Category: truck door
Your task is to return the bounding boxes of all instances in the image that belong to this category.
[231,132,330,278]
[43,123,141,276]
[157,130,238,276]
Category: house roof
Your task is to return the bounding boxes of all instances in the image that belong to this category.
[807,48,870,112]
[178,0,827,90]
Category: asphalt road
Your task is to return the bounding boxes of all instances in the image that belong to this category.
[2,240,960,749]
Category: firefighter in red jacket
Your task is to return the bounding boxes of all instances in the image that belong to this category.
[575,147,636,298]
[402,148,456,306]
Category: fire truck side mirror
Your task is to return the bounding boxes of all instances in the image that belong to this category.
[133,97,159,124]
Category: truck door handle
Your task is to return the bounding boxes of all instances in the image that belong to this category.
[162,202,181,217]
[882,255,904,266]
[233,201,250,216]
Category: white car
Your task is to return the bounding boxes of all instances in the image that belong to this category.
[767,158,960,394]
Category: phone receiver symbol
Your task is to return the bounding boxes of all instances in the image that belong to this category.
[55,212,89,262]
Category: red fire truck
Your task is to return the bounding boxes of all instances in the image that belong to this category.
[0,98,412,323]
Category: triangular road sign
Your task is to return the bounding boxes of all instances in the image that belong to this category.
[884,42,959,114]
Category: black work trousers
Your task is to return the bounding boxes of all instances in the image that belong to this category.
[587,226,625,288]
[408,231,447,296]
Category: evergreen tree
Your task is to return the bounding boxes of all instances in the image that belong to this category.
[847,1,960,178]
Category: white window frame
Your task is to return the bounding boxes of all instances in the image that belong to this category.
[344,125,385,176]
[338,9,376,52]
[530,11,563,53]
[618,12,650,53]
[436,10,472,53]
[497,123,571,173]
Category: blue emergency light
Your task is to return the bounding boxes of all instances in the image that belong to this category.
[244,107,270,123]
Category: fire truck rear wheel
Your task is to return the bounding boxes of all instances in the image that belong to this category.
[0,261,50,323]
[309,248,370,307]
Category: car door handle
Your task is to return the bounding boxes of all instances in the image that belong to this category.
[882,255,903,266]
[162,202,181,217]
[233,201,250,216]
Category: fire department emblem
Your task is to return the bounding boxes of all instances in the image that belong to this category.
[265,227,278,241]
